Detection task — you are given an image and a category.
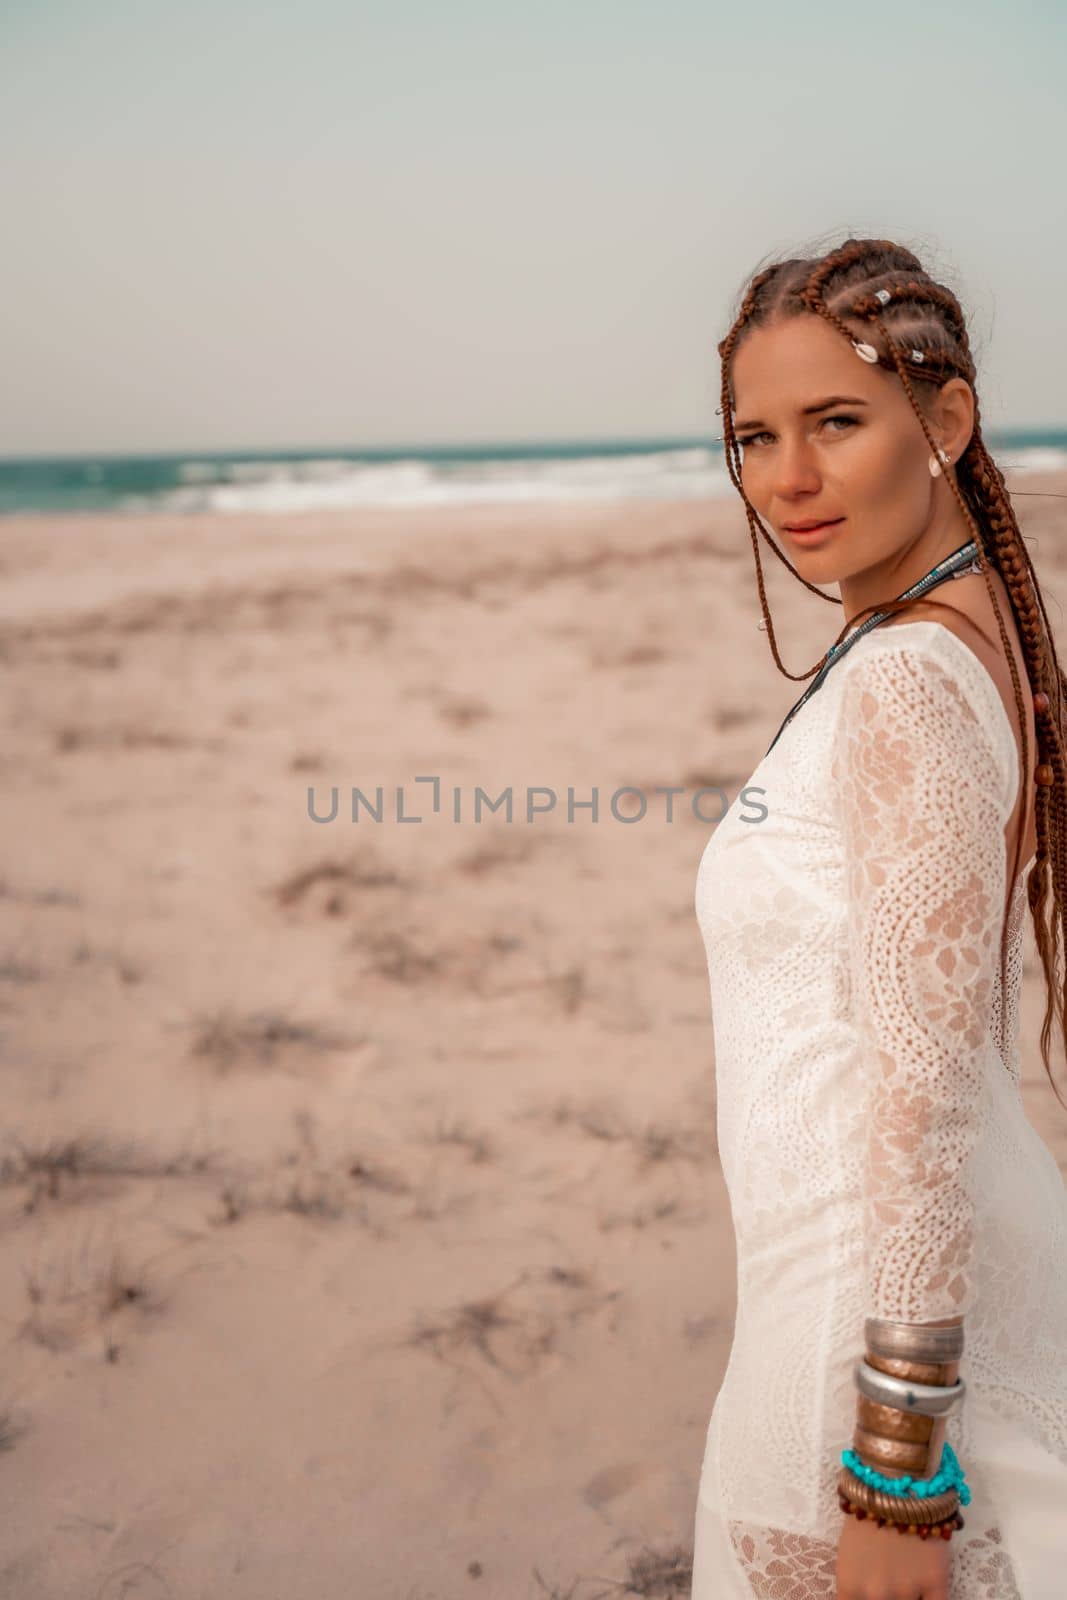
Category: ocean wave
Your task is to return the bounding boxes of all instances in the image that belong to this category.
[133,449,735,515]
[2,439,1066,516]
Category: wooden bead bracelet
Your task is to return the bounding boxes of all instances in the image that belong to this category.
[839,1492,965,1540]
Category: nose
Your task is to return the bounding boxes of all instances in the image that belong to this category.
[771,438,822,500]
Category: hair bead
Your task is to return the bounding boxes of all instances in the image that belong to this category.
[874,288,892,305]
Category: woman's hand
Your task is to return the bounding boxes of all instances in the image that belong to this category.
[835,1512,951,1600]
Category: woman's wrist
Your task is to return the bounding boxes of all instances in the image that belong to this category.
[841,1316,970,1530]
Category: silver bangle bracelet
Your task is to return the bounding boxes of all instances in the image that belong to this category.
[853,1359,966,1418]
[864,1317,964,1365]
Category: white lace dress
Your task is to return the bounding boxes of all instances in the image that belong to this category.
[692,620,1067,1600]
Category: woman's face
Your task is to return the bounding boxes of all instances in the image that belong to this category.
[729,315,955,586]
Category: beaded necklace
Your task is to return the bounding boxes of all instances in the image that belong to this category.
[763,538,981,759]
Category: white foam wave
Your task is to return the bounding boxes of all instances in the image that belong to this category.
[108,439,1067,518]
[122,448,736,516]
[998,446,1067,472]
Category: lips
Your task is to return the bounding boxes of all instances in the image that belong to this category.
[784,517,845,542]
[784,518,844,532]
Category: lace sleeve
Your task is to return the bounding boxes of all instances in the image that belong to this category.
[832,633,1016,1323]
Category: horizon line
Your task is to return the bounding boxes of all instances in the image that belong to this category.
[4,423,1067,467]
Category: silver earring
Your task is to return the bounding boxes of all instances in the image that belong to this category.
[929,447,951,478]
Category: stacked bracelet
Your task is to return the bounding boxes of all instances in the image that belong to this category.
[841,1441,972,1506]
[864,1317,965,1365]
[852,1427,933,1473]
[854,1360,966,1418]
[841,1321,972,1535]
[856,1393,933,1443]
[838,1464,959,1523]
[838,1486,965,1540]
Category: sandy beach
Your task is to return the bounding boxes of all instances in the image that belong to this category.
[2,480,1067,1599]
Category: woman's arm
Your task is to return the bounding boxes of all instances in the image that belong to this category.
[831,637,1014,1599]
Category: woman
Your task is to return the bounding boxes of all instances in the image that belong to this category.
[691,238,1067,1600]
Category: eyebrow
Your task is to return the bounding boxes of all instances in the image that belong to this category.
[733,395,870,431]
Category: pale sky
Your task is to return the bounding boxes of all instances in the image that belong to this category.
[2,0,1065,456]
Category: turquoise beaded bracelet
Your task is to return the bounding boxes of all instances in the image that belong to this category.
[841,1440,972,1506]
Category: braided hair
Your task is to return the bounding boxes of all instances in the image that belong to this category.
[717,236,1067,1107]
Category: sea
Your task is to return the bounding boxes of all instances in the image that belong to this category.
[1,432,1066,517]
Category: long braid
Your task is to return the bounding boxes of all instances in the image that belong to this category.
[719,237,1067,1107]
[966,438,1067,1076]
[808,273,1032,1006]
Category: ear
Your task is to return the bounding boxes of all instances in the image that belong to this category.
[929,377,975,460]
